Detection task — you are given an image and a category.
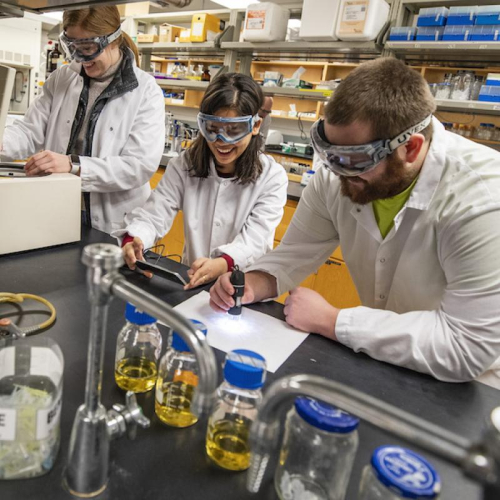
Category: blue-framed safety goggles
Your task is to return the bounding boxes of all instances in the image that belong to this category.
[197,112,261,144]
[59,27,121,63]
[311,115,433,177]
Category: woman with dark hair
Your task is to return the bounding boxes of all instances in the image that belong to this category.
[116,73,288,290]
[0,6,165,234]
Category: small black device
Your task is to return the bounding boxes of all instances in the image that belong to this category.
[228,265,245,317]
[135,259,188,286]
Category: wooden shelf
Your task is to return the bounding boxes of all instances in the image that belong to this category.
[221,41,382,54]
[271,114,317,122]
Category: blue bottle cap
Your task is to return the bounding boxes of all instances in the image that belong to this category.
[223,349,266,389]
[294,397,359,433]
[172,319,208,352]
[371,446,441,498]
[125,303,157,325]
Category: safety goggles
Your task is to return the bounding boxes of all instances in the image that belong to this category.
[311,115,433,177]
[59,27,121,63]
[197,113,261,144]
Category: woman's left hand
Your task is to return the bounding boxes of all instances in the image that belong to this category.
[24,151,71,176]
[184,257,228,290]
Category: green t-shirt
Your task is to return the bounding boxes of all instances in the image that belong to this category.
[372,176,419,239]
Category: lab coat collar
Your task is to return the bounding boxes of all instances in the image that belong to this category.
[209,157,236,183]
[405,117,447,212]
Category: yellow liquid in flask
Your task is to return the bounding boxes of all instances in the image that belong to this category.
[155,380,198,428]
[115,357,157,393]
[206,417,251,471]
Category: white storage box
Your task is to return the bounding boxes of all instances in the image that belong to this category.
[336,0,390,41]
[300,0,342,41]
[243,2,290,42]
[0,173,81,254]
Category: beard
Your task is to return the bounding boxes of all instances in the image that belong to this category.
[339,154,417,205]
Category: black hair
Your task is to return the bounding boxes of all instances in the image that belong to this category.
[187,72,264,184]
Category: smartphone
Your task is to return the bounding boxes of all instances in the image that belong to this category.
[135,260,188,286]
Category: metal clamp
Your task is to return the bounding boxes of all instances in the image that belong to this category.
[107,391,150,441]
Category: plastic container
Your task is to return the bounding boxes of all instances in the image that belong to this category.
[205,349,266,471]
[155,319,207,428]
[486,72,500,86]
[416,27,444,41]
[114,303,162,393]
[451,71,475,100]
[275,398,359,500]
[443,25,472,41]
[300,170,315,186]
[471,25,500,41]
[389,27,417,41]
[358,446,441,500]
[0,336,63,479]
[476,6,500,26]
[416,7,449,27]
[299,0,341,41]
[448,6,477,26]
[434,82,452,99]
[336,0,390,42]
[243,2,290,42]
[479,85,500,102]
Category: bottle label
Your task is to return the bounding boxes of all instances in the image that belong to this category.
[0,408,16,441]
[36,393,62,440]
[246,10,266,30]
[173,369,198,386]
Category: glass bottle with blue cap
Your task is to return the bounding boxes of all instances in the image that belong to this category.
[155,319,208,428]
[275,397,359,500]
[205,349,266,471]
[358,445,441,500]
[114,303,162,393]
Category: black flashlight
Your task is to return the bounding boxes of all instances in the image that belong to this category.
[228,265,245,318]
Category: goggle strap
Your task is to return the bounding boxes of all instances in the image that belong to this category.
[387,114,433,153]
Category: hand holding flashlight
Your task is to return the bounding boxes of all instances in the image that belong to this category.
[228,266,245,318]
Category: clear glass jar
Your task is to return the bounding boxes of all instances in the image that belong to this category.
[275,398,359,500]
[206,349,266,471]
[114,303,162,393]
[358,446,441,500]
[155,319,207,428]
[435,83,452,100]
[0,336,64,479]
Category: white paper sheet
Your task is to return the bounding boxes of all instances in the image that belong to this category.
[170,291,309,372]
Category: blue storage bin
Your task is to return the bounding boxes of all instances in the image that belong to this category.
[417,7,449,27]
[479,85,500,102]
[470,25,500,41]
[486,73,500,86]
[389,27,417,41]
[443,25,472,41]
[476,6,500,25]
[448,7,477,26]
[416,27,445,41]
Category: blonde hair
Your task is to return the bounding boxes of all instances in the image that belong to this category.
[325,58,436,141]
[62,6,140,66]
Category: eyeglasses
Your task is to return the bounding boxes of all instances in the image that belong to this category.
[197,112,261,144]
[59,27,121,63]
[310,115,433,177]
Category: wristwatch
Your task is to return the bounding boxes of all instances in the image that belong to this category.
[68,154,81,175]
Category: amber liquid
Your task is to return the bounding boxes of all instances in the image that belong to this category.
[115,357,157,393]
[155,380,198,428]
[206,417,252,471]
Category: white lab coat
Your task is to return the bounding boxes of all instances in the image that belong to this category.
[1,55,165,234]
[248,118,500,388]
[114,151,288,269]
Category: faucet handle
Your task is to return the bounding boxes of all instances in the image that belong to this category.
[107,392,150,441]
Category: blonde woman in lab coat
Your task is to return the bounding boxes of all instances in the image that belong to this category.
[116,73,288,290]
[0,6,165,234]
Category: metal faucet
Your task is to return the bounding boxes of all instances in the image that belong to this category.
[64,244,218,497]
[247,374,500,500]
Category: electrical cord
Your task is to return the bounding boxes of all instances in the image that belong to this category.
[0,293,56,336]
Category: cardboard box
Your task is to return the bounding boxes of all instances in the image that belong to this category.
[159,24,183,43]
[137,34,159,43]
[179,29,191,42]
[190,13,225,42]
[117,2,150,16]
